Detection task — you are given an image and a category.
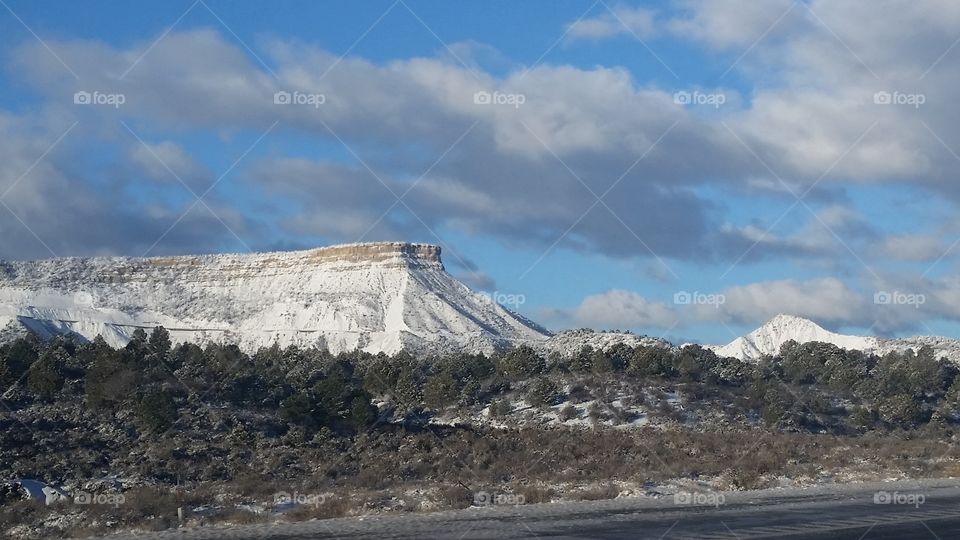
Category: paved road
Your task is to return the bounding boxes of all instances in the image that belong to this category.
[112,479,960,539]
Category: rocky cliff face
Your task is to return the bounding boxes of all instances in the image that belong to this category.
[0,242,549,354]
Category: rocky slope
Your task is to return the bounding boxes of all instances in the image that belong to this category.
[0,242,549,355]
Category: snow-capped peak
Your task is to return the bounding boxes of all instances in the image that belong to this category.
[709,314,877,360]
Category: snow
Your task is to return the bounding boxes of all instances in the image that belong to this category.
[15,480,70,505]
[537,329,672,358]
[709,313,960,362]
[4,245,959,362]
[0,243,549,355]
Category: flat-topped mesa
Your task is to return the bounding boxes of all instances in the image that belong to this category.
[0,240,548,355]
[307,242,443,268]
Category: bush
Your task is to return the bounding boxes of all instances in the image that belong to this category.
[558,403,578,421]
[526,378,562,407]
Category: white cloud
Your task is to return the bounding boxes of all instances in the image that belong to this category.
[667,0,802,49]
[876,234,945,262]
[566,6,657,41]
[565,289,678,329]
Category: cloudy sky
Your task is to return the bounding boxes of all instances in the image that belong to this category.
[1,0,959,344]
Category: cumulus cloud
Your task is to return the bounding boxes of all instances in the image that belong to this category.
[0,110,255,260]
[667,0,803,49]
[563,289,679,329]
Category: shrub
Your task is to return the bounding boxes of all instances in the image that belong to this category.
[558,403,578,421]
[526,378,562,407]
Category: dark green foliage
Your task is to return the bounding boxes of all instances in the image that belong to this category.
[26,349,65,399]
[148,326,172,357]
[349,396,377,429]
[526,377,562,407]
[850,406,878,431]
[136,389,178,433]
[497,345,545,378]
[761,388,788,427]
[423,369,459,409]
[279,393,327,427]
[4,325,958,435]
[627,345,676,378]
[0,337,39,388]
[877,394,924,427]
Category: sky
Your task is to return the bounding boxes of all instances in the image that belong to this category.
[1,0,960,345]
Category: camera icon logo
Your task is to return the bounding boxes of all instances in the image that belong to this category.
[673,291,692,305]
[873,91,892,105]
[473,490,490,505]
[874,291,892,305]
[273,91,292,105]
[473,91,492,105]
[74,91,92,105]
[673,91,692,105]
[874,491,891,504]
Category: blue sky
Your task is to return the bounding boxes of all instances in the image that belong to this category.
[2,0,960,344]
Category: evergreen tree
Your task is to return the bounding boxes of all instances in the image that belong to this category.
[27,350,65,399]
[136,389,178,433]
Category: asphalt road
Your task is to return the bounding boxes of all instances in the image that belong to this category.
[110,479,960,539]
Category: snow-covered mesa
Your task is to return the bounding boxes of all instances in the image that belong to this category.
[708,314,960,362]
[0,243,549,355]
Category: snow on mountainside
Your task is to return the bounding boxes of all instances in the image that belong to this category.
[536,329,673,358]
[709,313,960,362]
[709,314,877,360]
[0,243,549,355]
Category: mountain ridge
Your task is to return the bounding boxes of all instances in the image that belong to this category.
[708,313,960,362]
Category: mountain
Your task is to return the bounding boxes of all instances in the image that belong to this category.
[709,314,877,360]
[709,313,960,362]
[0,242,549,355]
